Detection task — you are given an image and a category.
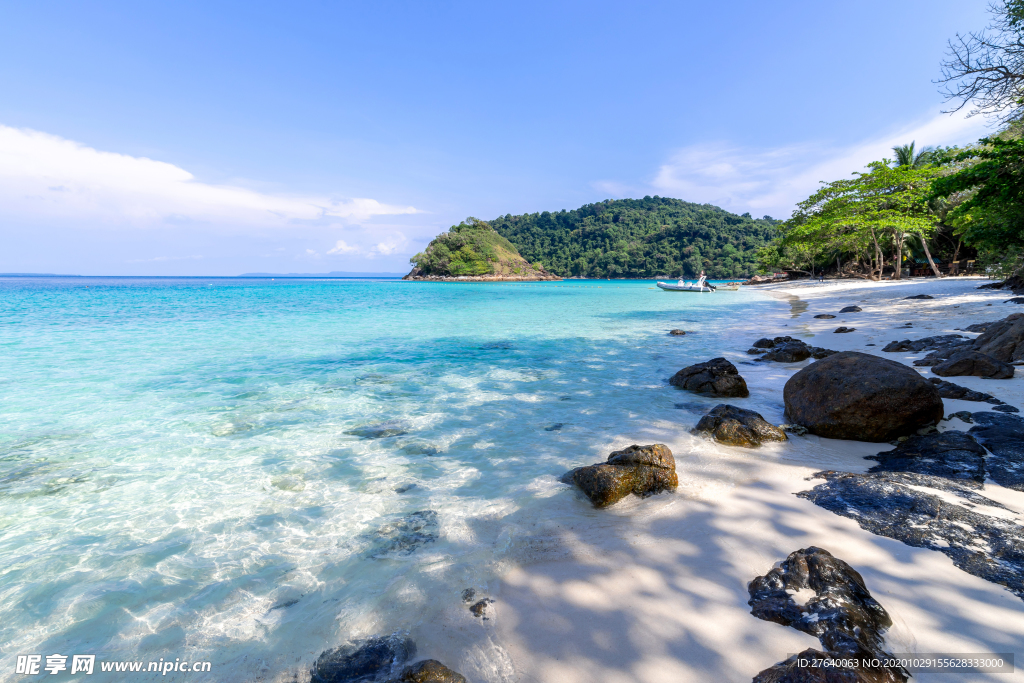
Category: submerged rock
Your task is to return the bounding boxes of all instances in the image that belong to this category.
[932,350,1015,379]
[346,421,411,439]
[691,404,787,448]
[783,351,943,441]
[994,404,1021,413]
[928,377,1002,403]
[865,431,987,485]
[468,598,494,619]
[311,633,417,683]
[669,358,749,397]
[904,294,934,300]
[668,329,687,336]
[969,411,1024,491]
[369,511,439,557]
[798,470,1024,601]
[813,314,837,319]
[748,547,907,683]
[387,660,467,683]
[562,444,678,508]
[834,326,855,333]
[839,305,862,313]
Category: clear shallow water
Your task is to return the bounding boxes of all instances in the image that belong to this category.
[0,277,783,681]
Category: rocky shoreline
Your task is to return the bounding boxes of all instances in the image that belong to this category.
[401,272,562,282]
[310,276,1024,683]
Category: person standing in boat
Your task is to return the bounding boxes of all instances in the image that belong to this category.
[697,270,707,291]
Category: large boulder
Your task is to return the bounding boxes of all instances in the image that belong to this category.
[783,351,943,441]
[748,547,907,682]
[932,350,1014,379]
[691,404,787,448]
[562,444,678,508]
[669,358,749,397]
[971,313,1024,362]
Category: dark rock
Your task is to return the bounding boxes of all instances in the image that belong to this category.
[813,314,837,319]
[913,339,976,366]
[468,598,493,619]
[1005,297,1024,304]
[311,634,416,683]
[691,404,787,448]
[747,347,768,354]
[346,421,411,439]
[544,423,564,431]
[562,444,678,508]
[971,313,1024,362]
[834,327,856,333]
[994,404,1021,413]
[460,588,475,603]
[761,341,812,363]
[781,423,808,436]
[881,334,966,354]
[927,377,1002,403]
[387,660,467,683]
[865,431,987,485]
[964,320,998,333]
[932,350,1015,379]
[979,275,1024,292]
[798,470,1024,600]
[904,294,934,300]
[669,329,687,335]
[866,343,876,346]
[839,306,862,313]
[753,335,799,349]
[810,347,838,359]
[669,358,749,397]
[369,511,439,557]
[783,352,944,441]
[944,410,974,423]
[748,547,907,682]
[969,411,1024,491]
[394,484,417,494]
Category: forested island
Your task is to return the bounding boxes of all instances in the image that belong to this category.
[489,197,778,279]
[405,219,559,281]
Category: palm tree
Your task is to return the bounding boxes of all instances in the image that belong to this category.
[891,142,942,276]
[892,141,937,168]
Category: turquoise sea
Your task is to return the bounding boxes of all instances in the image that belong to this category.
[0,277,785,681]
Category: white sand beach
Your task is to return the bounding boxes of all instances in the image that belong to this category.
[416,277,1024,683]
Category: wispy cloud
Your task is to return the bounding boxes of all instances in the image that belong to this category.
[0,125,419,227]
[647,110,992,219]
[326,239,358,255]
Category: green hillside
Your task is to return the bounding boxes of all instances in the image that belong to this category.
[489,196,780,279]
[407,218,555,279]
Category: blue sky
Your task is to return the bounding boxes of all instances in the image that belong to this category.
[0,1,997,275]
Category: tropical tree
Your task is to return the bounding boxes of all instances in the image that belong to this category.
[780,161,940,280]
[929,135,1024,275]
[892,141,937,169]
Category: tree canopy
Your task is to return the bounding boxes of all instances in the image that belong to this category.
[489,197,778,279]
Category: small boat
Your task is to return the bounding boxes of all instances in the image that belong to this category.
[657,281,715,292]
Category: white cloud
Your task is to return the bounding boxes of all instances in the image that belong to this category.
[649,109,993,219]
[0,124,419,228]
[326,239,358,254]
